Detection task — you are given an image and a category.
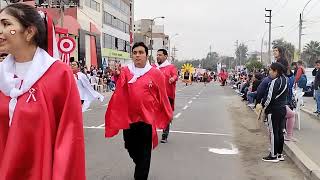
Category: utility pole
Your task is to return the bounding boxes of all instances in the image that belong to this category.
[299,0,312,60]
[235,40,239,70]
[265,9,272,64]
[172,46,178,62]
[298,13,302,57]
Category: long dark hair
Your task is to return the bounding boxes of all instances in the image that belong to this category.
[0,3,47,50]
[270,62,286,77]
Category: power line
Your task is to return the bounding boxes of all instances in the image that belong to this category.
[272,0,289,17]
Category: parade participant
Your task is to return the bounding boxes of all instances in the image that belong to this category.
[219,69,228,86]
[184,70,190,86]
[0,3,86,179]
[105,42,173,180]
[155,49,178,143]
[203,71,209,85]
[71,61,104,112]
[262,63,288,162]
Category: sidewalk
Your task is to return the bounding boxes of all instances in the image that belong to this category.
[237,90,320,180]
[283,96,320,180]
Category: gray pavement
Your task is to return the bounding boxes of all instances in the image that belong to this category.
[293,97,320,169]
[83,82,305,180]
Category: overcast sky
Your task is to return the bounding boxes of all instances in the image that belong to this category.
[134,0,320,60]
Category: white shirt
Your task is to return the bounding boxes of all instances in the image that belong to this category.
[15,61,33,79]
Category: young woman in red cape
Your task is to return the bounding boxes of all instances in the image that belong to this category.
[0,4,86,180]
[105,42,173,180]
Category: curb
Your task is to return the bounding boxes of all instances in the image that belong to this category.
[301,107,319,119]
[284,141,320,180]
[238,94,320,180]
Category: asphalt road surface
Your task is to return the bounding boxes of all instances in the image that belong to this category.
[83,81,306,180]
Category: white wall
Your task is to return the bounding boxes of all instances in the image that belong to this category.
[85,35,91,68]
[78,0,103,30]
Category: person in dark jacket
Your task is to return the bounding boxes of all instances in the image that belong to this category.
[262,63,288,162]
[313,60,320,114]
[273,45,296,141]
[247,73,263,106]
[255,76,272,105]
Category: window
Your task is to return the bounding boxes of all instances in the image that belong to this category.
[105,0,130,15]
[112,16,118,27]
[86,0,100,12]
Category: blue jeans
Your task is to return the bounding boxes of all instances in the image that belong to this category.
[247,92,257,104]
[315,89,320,112]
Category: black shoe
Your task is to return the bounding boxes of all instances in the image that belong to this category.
[278,154,285,161]
[160,138,168,143]
[314,111,319,114]
[262,154,279,163]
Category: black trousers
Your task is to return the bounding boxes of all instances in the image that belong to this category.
[266,106,286,157]
[162,98,174,139]
[123,122,152,180]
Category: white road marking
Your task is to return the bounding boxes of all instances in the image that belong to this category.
[83,109,92,112]
[196,95,199,97]
[84,127,233,137]
[192,97,197,100]
[102,103,108,106]
[98,123,105,127]
[84,126,104,129]
[157,130,232,136]
[207,143,239,155]
[188,100,193,104]
[174,113,182,119]
[183,105,189,110]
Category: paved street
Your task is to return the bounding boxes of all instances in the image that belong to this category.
[83,82,305,180]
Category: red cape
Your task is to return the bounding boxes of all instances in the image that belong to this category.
[152,64,178,110]
[105,67,173,148]
[0,61,86,180]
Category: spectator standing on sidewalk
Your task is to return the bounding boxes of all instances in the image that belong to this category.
[313,60,320,115]
[273,46,296,141]
[294,61,307,106]
[262,63,288,163]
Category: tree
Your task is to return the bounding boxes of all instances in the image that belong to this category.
[245,60,264,72]
[235,43,248,66]
[272,39,295,63]
[301,41,320,67]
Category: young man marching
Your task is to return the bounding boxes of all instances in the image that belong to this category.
[105,42,173,180]
[155,49,178,143]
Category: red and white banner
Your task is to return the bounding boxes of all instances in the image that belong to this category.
[58,36,76,65]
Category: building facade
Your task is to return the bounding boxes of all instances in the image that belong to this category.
[2,0,134,69]
[134,19,169,62]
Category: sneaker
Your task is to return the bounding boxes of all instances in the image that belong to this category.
[262,154,279,163]
[247,104,255,108]
[160,138,167,143]
[278,154,285,161]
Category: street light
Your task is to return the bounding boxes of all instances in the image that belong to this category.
[169,33,179,61]
[150,16,165,63]
[261,25,284,64]
[299,0,313,56]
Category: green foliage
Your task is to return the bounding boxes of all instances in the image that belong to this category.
[174,52,234,72]
[245,59,264,72]
[235,43,248,65]
[301,41,320,67]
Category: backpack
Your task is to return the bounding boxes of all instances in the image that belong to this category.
[298,74,307,89]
